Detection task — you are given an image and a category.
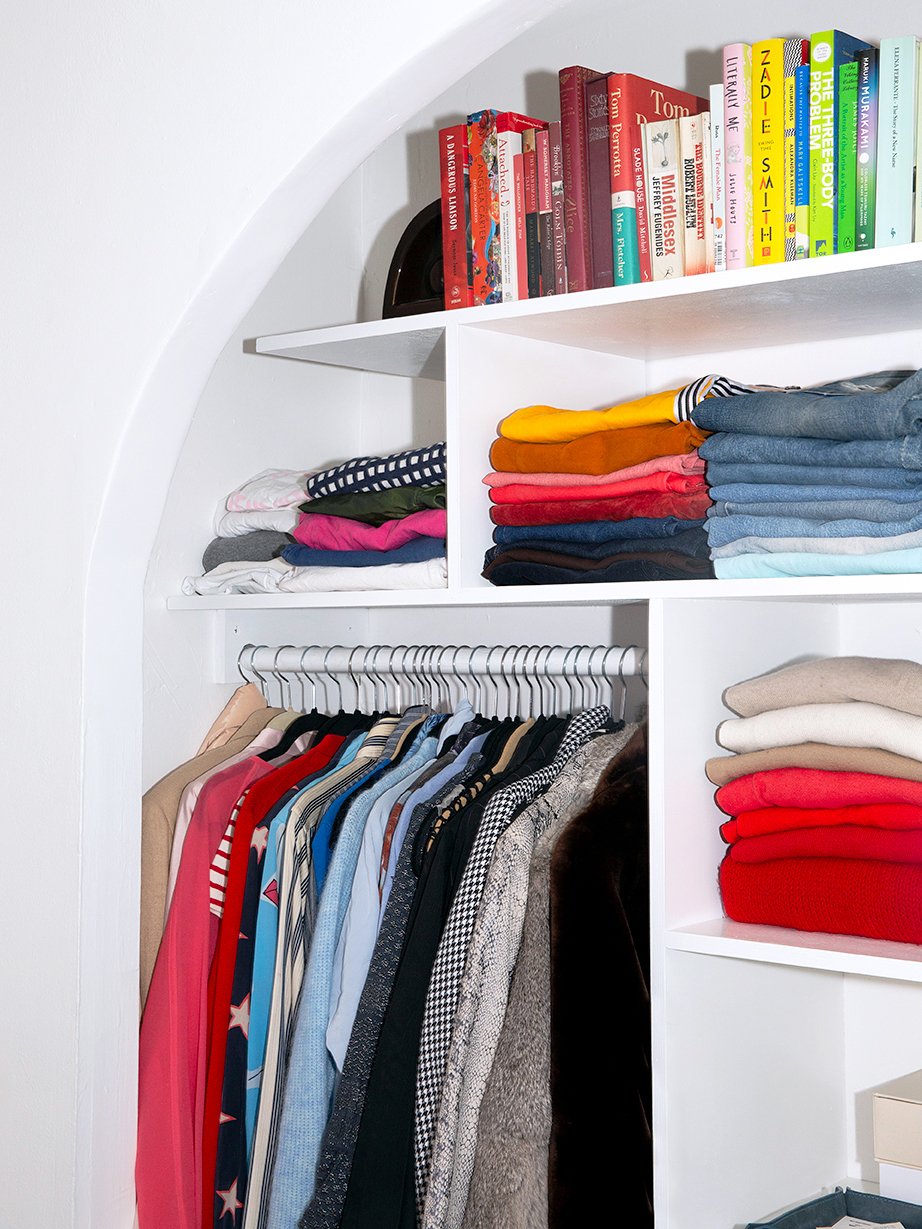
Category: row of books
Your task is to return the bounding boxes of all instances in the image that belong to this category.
[438,32,922,307]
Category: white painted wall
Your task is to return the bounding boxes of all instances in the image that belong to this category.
[0,1,569,1225]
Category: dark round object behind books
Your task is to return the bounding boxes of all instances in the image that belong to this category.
[382,199,444,318]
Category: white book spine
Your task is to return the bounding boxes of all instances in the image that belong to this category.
[644,119,685,280]
[497,130,521,300]
[701,111,715,273]
[710,83,727,271]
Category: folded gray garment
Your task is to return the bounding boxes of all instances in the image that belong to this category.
[706,742,922,786]
[202,529,294,572]
[717,701,922,761]
[723,656,922,718]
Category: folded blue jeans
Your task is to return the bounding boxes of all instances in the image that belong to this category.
[709,496,922,522]
[710,525,922,557]
[699,432,922,469]
[703,461,922,489]
[693,367,922,441]
[491,516,706,546]
[706,509,922,546]
[708,482,922,505]
[281,536,445,567]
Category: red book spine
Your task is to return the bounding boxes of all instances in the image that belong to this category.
[630,125,652,282]
[523,143,540,298]
[559,65,598,293]
[468,109,500,306]
[585,74,614,288]
[537,128,554,295]
[549,120,567,294]
[514,152,528,299]
[439,124,473,309]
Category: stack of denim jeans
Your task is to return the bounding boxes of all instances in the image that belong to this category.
[693,370,922,579]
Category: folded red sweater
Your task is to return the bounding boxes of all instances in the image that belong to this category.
[725,824,922,863]
[489,489,712,527]
[722,802,922,839]
[716,768,922,816]
[488,472,707,504]
[719,855,922,944]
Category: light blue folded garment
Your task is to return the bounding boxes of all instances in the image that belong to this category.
[708,482,922,505]
[713,547,922,579]
[706,510,922,546]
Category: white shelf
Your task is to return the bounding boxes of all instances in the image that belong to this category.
[254,244,922,372]
[668,918,922,983]
[168,573,922,609]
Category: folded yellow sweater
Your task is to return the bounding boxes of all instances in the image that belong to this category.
[498,374,757,442]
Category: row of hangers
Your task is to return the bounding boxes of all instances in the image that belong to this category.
[238,643,647,721]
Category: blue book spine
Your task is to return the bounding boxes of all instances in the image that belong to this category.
[877,36,920,247]
[794,63,810,257]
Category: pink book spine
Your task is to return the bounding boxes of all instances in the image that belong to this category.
[513,152,528,299]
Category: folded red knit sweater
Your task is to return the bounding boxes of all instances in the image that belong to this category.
[716,768,922,816]
[488,472,707,504]
[722,802,922,838]
[724,824,922,863]
[719,855,922,943]
[489,489,712,527]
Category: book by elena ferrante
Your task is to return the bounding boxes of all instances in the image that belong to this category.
[837,61,859,254]
[607,73,707,286]
[496,112,546,302]
[438,124,473,309]
[808,29,872,257]
[752,38,785,264]
[679,113,706,274]
[537,128,554,294]
[794,61,810,257]
[877,36,920,247]
[856,47,879,250]
[783,38,810,261]
[549,121,567,293]
[644,118,684,280]
[724,44,753,269]
[559,64,607,292]
[630,125,653,281]
[710,83,727,271]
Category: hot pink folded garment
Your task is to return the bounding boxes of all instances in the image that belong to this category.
[292,507,447,551]
[483,451,704,488]
[489,471,707,504]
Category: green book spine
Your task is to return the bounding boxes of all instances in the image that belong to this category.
[837,62,858,253]
[855,48,879,250]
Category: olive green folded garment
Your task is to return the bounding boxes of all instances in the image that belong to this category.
[298,484,446,525]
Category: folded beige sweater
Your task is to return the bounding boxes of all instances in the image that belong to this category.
[723,656,922,718]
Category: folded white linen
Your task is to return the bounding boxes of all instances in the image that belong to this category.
[717,700,922,762]
[183,555,447,595]
[224,467,311,511]
[213,507,300,537]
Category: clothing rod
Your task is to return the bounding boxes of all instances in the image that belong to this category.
[238,643,647,682]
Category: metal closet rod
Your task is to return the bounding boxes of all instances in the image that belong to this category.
[238,642,647,683]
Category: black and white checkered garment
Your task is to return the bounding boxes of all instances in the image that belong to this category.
[304,443,447,500]
[673,374,759,423]
[412,706,613,1214]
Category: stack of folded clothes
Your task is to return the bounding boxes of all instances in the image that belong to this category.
[185,444,448,595]
[694,369,922,579]
[481,375,759,586]
[708,656,922,944]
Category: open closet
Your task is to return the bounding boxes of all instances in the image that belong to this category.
[142,0,922,1225]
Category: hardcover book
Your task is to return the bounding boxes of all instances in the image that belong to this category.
[710,84,727,272]
[856,47,879,250]
[783,38,809,261]
[724,44,753,269]
[837,61,859,254]
[467,109,501,304]
[680,113,706,274]
[630,125,653,282]
[496,112,546,302]
[808,29,872,256]
[549,121,567,293]
[559,64,607,293]
[644,118,684,280]
[585,74,614,287]
[752,38,785,264]
[523,130,541,297]
[701,111,715,272]
[513,152,528,298]
[438,123,473,309]
[877,36,920,247]
[608,73,707,285]
[537,128,554,294]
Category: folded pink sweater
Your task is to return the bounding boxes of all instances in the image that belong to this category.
[292,508,447,551]
[483,451,704,488]
[489,471,706,504]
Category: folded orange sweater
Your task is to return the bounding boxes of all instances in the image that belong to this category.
[490,422,710,476]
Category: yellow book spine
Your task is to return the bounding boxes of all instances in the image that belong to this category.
[753,38,786,263]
